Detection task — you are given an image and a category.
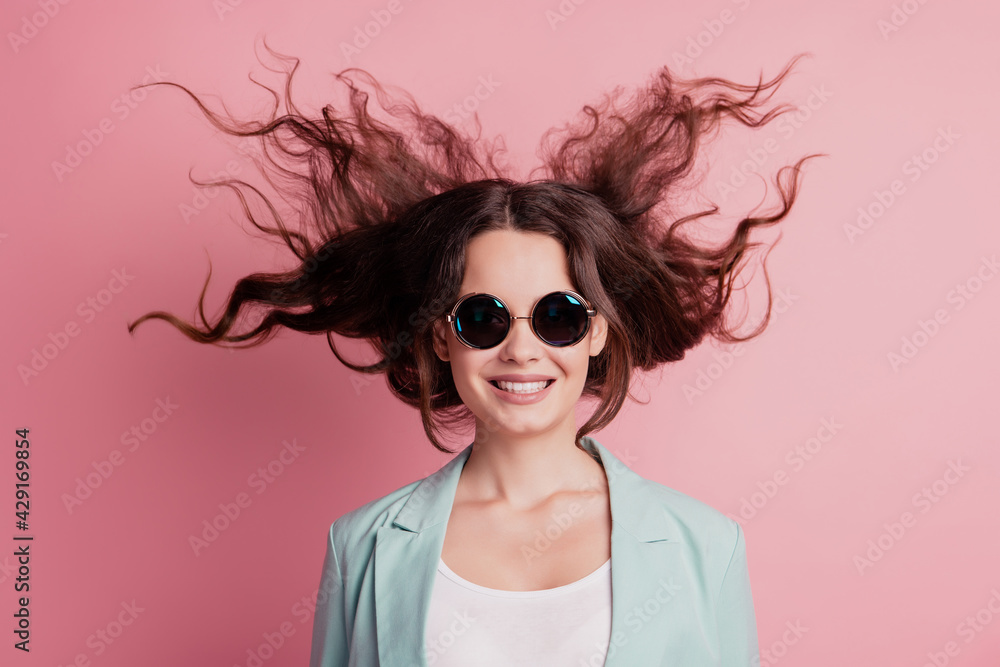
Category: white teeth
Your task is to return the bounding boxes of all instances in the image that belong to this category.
[495,380,550,394]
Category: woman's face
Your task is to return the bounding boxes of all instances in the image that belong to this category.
[432,228,608,443]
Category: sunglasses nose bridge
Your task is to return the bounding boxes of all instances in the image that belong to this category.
[506,314,537,337]
[499,313,545,353]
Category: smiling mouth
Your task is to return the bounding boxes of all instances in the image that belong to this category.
[489,379,555,394]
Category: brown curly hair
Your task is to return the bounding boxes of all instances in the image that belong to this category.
[127,44,820,453]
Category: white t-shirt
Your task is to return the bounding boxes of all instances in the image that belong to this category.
[424,557,613,666]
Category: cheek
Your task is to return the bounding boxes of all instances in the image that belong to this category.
[555,350,592,383]
[447,349,485,391]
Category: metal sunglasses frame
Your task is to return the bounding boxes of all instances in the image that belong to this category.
[444,289,597,350]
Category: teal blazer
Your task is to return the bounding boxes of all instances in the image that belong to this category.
[309,436,759,666]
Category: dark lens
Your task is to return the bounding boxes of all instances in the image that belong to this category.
[533,292,589,346]
[454,295,509,348]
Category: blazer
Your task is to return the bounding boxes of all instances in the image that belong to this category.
[309,436,759,666]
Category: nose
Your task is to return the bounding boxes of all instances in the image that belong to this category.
[500,315,543,360]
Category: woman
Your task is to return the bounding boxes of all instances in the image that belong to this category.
[128,45,816,665]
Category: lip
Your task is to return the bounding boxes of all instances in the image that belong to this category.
[487,378,556,404]
[486,374,555,382]
[486,375,555,405]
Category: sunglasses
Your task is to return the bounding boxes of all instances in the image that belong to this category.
[445,290,596,350]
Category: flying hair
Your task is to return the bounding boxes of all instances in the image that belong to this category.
[127,41,821,452]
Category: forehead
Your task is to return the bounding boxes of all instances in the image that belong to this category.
[459,229,574,304]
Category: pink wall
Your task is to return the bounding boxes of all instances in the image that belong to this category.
[3,0,999,665]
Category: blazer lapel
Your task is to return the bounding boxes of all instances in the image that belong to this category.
[587,438,685,666]
[374,444,472,666]
[372,437,683,666]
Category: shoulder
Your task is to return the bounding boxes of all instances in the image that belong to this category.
[600,445,744,571]
[640,473,747,577]
[645,475,738,541]
[322,444,472,568]
[326,477,422,555]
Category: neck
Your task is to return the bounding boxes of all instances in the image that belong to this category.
[457,423,607,510]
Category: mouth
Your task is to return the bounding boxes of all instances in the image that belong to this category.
[488,379,555,394]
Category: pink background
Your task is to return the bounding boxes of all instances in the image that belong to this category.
[3,0,999,665]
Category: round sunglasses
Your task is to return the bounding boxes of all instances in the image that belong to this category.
[445,290,596,350]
